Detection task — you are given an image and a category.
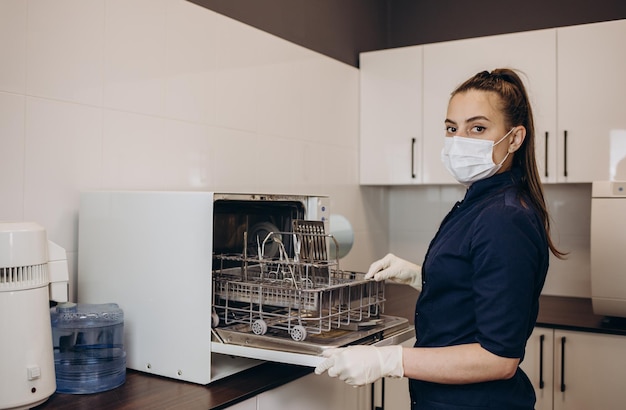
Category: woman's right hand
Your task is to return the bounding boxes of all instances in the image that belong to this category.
[364,253,422,291]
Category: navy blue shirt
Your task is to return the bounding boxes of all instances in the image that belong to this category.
[409,168,549,410]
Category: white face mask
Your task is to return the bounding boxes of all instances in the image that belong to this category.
[441,128,515,186]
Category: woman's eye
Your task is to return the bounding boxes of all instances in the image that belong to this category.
[471,126,486,133]
[445,126,457,133]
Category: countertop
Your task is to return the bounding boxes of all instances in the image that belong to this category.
[34,287,626,409]
[535,294,626,336]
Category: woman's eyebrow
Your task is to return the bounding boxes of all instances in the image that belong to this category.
[445,115,492,125]
[466,115,491,123]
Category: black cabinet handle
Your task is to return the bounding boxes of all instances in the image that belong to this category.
[560,336,566,392]
[563,130,567,177]
[411,138,416,179]
[544,131,548,178]
[539,334,545,389]
[371,378,386,410]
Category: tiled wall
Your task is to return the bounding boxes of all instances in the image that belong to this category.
[0,0,589,302]
[388,184,592,297]
[0,0,388,300]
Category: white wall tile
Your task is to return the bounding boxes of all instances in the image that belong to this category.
[164,0,217,124]
[254,25,313,67]
[545,184,591,236]
[213,67,259,132]
[323,145,359,186]
[23,97,103,252]
[254,135,309,194]
[0,0,368,293]
[208,126,262,192]
[104,0,167,116]
[256,61,304,139]
[101,109,211,190]
[542,184,592,297]
[0,0,27,94]
[26,0,104,105]
[389,186,442,232]
[292,141,328,188]
[213,13,262,132]
[0,92,26,220]
[302,58,359,148]
[543,234,591,297]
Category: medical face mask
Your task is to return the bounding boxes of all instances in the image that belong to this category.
[441,128,514,186]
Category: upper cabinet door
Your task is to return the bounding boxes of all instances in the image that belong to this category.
[557,20,626,183]
[423,29,557,184]
[360,46,423,185]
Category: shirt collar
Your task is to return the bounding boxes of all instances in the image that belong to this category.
[464,167,522,203]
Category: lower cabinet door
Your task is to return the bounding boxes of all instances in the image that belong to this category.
[226,396,257,410]
[521,328,554,410]
[553,330,626,410]
[256,372,368,410]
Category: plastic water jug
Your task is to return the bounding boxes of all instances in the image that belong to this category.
[50,302,126,394]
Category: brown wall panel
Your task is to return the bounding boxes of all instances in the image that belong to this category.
[189,0,388,67]
[189,0,626,67]
[388,0,626,48]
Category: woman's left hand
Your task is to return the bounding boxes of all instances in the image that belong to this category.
[314,345,404,386]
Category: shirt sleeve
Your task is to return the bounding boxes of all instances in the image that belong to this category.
[469,200,547,358]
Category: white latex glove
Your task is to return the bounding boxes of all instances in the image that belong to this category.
[364,253,422,291]
[314,345,404,386]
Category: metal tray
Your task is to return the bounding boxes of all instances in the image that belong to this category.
[212,314,413,355]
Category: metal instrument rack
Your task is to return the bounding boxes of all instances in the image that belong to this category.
[212,222,384,342]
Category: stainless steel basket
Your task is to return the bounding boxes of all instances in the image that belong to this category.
[212,223,384,342]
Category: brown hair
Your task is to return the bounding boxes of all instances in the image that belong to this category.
[452,68,566,259]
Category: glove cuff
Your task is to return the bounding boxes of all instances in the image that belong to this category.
[377,345,404,379]
[389,267,422,291]
[408,270,423,291]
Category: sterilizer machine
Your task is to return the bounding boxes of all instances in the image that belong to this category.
[591,181,626,319]
[77,191,413,385]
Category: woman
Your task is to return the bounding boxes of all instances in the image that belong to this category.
[315,68,565,409]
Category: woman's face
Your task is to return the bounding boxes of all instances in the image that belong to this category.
[445,89,515,171]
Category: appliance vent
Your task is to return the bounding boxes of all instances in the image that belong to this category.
[0,263,49,291]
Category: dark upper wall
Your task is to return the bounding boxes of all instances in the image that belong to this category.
[188,0,387,67]
[388,0,626,48]
[189,0,626,67]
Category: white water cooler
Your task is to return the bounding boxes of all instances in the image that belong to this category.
[0,222,69,410]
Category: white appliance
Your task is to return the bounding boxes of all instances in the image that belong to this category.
[591,181,626,318]
[77,191,413,385]
[0,222,69,410]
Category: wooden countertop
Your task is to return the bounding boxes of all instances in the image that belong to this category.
[34,362,311,410]
[536,295,626,336]
[33,288,625,409]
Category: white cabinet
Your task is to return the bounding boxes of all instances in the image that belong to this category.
[226,396,257,410]
[555,19,626,182]
[360,46,423,185]
[521,327,626,410]
[422,29,557,184]
[257,372,368,410]
[521,328,555,410]
[360,20,626,185]
[553,329,626,410]
[360,29,557,185]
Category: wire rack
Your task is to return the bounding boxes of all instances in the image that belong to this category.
[212,223,384,342]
